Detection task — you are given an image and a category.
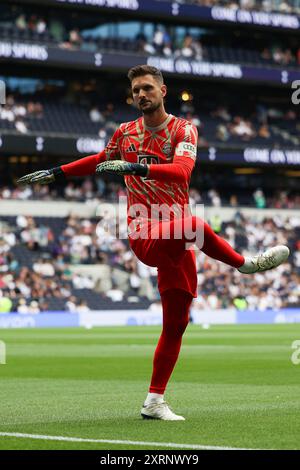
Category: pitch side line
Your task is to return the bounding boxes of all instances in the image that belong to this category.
[0,432,256,450]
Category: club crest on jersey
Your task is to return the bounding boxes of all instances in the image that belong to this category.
[162,142,172,156]
[125,143,137,153]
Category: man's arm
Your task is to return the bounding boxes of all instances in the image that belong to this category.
[62,127,122,177]
[17,127,121,185]
[146,154,195,184]
[61,151,105,177]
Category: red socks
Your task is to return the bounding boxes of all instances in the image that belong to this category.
[149,289,193,394]
[200,219,244,268]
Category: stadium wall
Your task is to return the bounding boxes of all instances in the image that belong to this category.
[0,200,299,221]
[1,308,300,328]
[1,133,300,167]
[0,42,299,85]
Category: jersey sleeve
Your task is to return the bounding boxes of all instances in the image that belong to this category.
[61,127,122,177]
[147,122,198,183]
[173,122,198,163]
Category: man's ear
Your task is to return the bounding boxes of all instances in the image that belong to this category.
[161,84,167,97]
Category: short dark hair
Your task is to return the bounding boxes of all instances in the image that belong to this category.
[127,65,164,84]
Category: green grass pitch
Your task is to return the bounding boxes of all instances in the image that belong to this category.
[0,324,299,450]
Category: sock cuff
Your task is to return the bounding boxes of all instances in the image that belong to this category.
[145,392,164,404]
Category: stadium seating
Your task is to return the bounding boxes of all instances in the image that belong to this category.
[0,211,299,311]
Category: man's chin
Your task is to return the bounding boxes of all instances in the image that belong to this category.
[141,104,160,115]
[142,108,154,115]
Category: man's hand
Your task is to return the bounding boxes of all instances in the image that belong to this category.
[17,167,65,185]
[96,160,148,177]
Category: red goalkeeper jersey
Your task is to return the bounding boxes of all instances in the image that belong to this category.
[61,114,198,222]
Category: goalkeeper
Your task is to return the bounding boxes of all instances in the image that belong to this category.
[18,65,290,421]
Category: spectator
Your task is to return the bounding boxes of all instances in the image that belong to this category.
[15,119,28,134]
[17,298,29,314]
[28,300,40,314]
[33,258,55,277]
[106,284,124,302]
[0,292,12,313]
[230,116,256,140]
[89,107,104,123]
[258,124,271,139]
[36,18,47,35]
[76,299,90,313]
[65,296,78,312]
[253,189,266,209]
[15,14,26,31]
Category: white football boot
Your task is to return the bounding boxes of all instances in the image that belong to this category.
[141,401,185,421]
[238,245,290,274]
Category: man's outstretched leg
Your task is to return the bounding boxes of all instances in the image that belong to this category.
[141,288,193,421]
[159,217,290,273]
[197,218,290,273]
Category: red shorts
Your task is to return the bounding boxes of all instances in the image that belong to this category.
[128,218,198,298]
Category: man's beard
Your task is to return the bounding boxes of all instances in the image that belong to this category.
[140,101,161,115]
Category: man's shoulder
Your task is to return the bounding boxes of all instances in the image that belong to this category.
[118,117,142,135]
[171,116,198,137]
[173,115,197,129]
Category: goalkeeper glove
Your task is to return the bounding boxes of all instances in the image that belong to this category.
[17,167,66,185]
[96,160,148,177]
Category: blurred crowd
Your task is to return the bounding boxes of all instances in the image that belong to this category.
[194,212,300,311]
[0,95,43,134]
[1,8,299,68]
[0,210,299,313]
[211,104,299,146]
[135,29,297,68]
[0,213,156,312]
[1,87,299,150]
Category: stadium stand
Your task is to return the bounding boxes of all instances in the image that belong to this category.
[0,210,299,311]
[0,3,299,68]
[0,82,299,150]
